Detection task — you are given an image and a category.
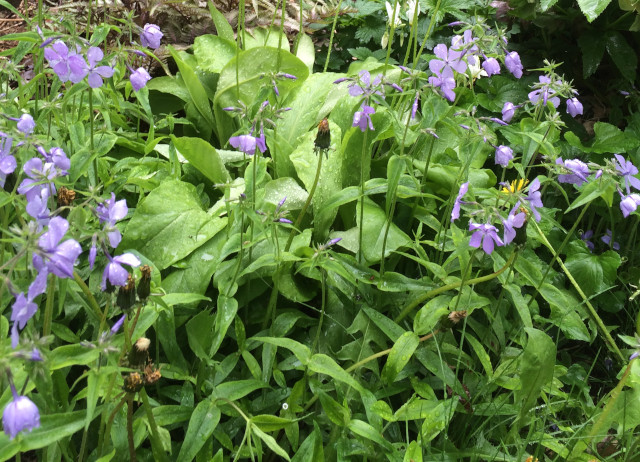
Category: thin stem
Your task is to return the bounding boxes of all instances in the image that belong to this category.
[323,0,343,72]
[311,270,327,353]
[358,131,369,265]
[42,273,55,337]
[73,270,104,321]
[127,394,137,462]
[140,388,170,462]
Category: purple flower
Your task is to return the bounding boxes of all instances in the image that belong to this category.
[0,135,16,188]
[504,51,523,78]
[2,392,40,439]
[353,104,375,132]
[32,216,82,279]
[495,145,513,167]
[601,229,620,250]
[620,192,640,218]
[501,102,516,123]
[25,188,51,228]
[17,114,35,135]
[130,67,151,91]
[28,270,48,300]
[102,253,141,290]
[411,95,419,120]
[556,158,589,186]
[451,30,479,66]
[85,47,114,88]
[229,129,267,156]
[469,222,504,254]
[566,97,583,117]
[528,76,560,108]
[451,182,469,222]
[580,230,595,251]
[428,67,456,102]
[140,23,163,49]
[44,40,87,83]
[482,57,500,76]
[97,193,128,248]
[525,177,543,222]
[111,314,126,334]
[614,154,640,194]
[348,70,384,99]
[17,158,59,201]
[36,146,70,173]
[10,292,38,348]
[89,239,97,270]
[429,43,467,76]
[502,205,526,244]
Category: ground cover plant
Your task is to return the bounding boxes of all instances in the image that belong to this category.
[1,0,640,460]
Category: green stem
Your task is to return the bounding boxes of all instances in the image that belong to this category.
[42,273,56,337]
[323,0,343,72]
[395,251,517,323]
[530,219,624,361]
[73,270,104,322]
[358,131,369,265]
[311,270,326,354]
[127,394,137,462]
[140,388,170,462]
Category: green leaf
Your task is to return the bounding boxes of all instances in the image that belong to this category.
[295,33,315,72]
[566,177,616,211]
[210,294,238,356]
[605,31,637,81]
[565,245,621,297]
[49,345,101,370]
[413,296,451,336]
[539,283,590,341]
[186,309,215,359]
[251,415,296,432]
[194,34,237,73]
[347,419,394,453]
[362,305,405,341]
[317,390,351,426]
[381,331,420,384]
[291,425,324,462]
[308,354,364,395]
[121,179,226,270]
[207,3,235,41]
[176,399,221,462]
[578,32,606,78]
[171,136,230,184]
[466,334,493,378]
[404,440,423,462]
[515,328,556,426]
[70,132,117,183]
[252,336,311,366]
[216,379,268,400]
[251,424,291,461]
[576,0,612,21]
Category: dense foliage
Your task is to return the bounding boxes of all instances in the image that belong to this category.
[1,0,640,460]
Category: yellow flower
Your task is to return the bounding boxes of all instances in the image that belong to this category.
[501,178,529,194]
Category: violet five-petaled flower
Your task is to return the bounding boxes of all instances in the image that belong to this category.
[601,229,620,250]
[97,193,129,248]
[504,51,523,79]
[2,383,40,440]
[580,230,595,251]
[556,158,590,186]
[229,130,267,156]
[130,67,151,91]
[428,67,456,102]
[10,292,38,348]
[525,177,543,222]
[353,104,375,132]
[502,205,526,244]
[430,43,468,77]
[32,216,82,279]
[44,40,87,83]
[17,114,35,135]
[17,158,59,202]
[0,135,16,188]
[469,222,504,254]
[613,154,640,194]
[102,253,141,290]
[495,145,513,167]
[348,70,384,99]
[85,47,114,88]
[451,182,469,222]
[619,192,640,218]
[140,23,163,49]
[528,76,560,108]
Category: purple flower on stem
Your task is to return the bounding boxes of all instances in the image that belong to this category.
[348,70,384,99]
[111,314,126,334]
[451,182,469,222]
[451,30,479,65]
[0,135,16,188]
[601,229,620,250]
[556,158,590,186]
[525,177,543,222]
[353,104,375,132]
[97,193,129,248]
[580,230,595,251]
[428,67,456,102]
[495,145,513,167]
[140,24,163,49]
[501,102,516,123]
[89,238,98,270]
[411,95,419,120]
[566,97,583,117]
[429,44,468,76]
[528,76,560,108]
[102,253,141,290]
[85,47,114,88]
[469,222,504,254]
[10,293,38,348]
[229,129,267,156]
[130,67,151,91]
[44,40,87,83]
[25,188,51,228]
[17,114,35,135]
[37,146,70,174]
[17,158,59,201]
[32,216,82,279]
[2,383,40,439]
[482,57,500,76]
[619,192,640,218]
[613,154,640,194]
[504,51,523,78]
[502,205,526,244]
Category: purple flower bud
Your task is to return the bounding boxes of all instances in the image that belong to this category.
[278,73,297,80]
[111,314,126,334]
[30,348,43,361]
[223,107,237,112]
[333,77,350,84]
[566,97,583,117]
[398,65,411,74]
[495,145,513,167]
[89,242,97,270]
[447,21,464,26]
[631,351,640,360]
[459,124,470,130]
[451,182,469,222]
[130,67,151,91]
[140,23,163,49]
[411,95,419,120]
[505,51,523,79]
[489,117,508,126]
[501,102,516,123]
[2,394,40,439]
[482,57,501,76]
[277,218,293,224]
[327,237,342,246]
[17,114,35,135]
[390,83,403,92]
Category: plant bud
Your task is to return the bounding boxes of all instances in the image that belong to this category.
[128,337,151,368]
[137,265,151,301]
[116,275,136,311]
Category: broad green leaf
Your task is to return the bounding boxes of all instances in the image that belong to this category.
[394,398,443,421]
[516,328,556,426]
[210,294,238,355]
[308,354,364,394]
[578,32,606,78]
[194,34,237,73]
[121,179,226,270]
[252,336,311,366]
[317,390,350,426]
[420,401,449,442]
[251,424,291,461]
[244,27,290,51]
[295,33,315,72]
[172,136,230,185]
[207,3,235,42]
[413,296,451,336]
[404,440,422,462]
[161,293,211,306]
[605,31,637,81]
[348,419,394,453]
[381,331,419,384]
[466,334,493,378]
[566,177,616,211]
[576,0,612,21]
[216,379,268,401]
[290,425,324,462]
[49,345,100,370]
[152,406,193,426]
[565,122,640,153]
[147,76,190,102]
[177,399,221,462]
[186,309,215,359]
[263,177,309,210]
[362,305,404,342]
[252,415,297,432]
[565,243,621,297]
[539,283,590,341]
[70,132,117,183]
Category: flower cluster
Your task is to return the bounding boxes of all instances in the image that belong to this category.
[44,42,114,88]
